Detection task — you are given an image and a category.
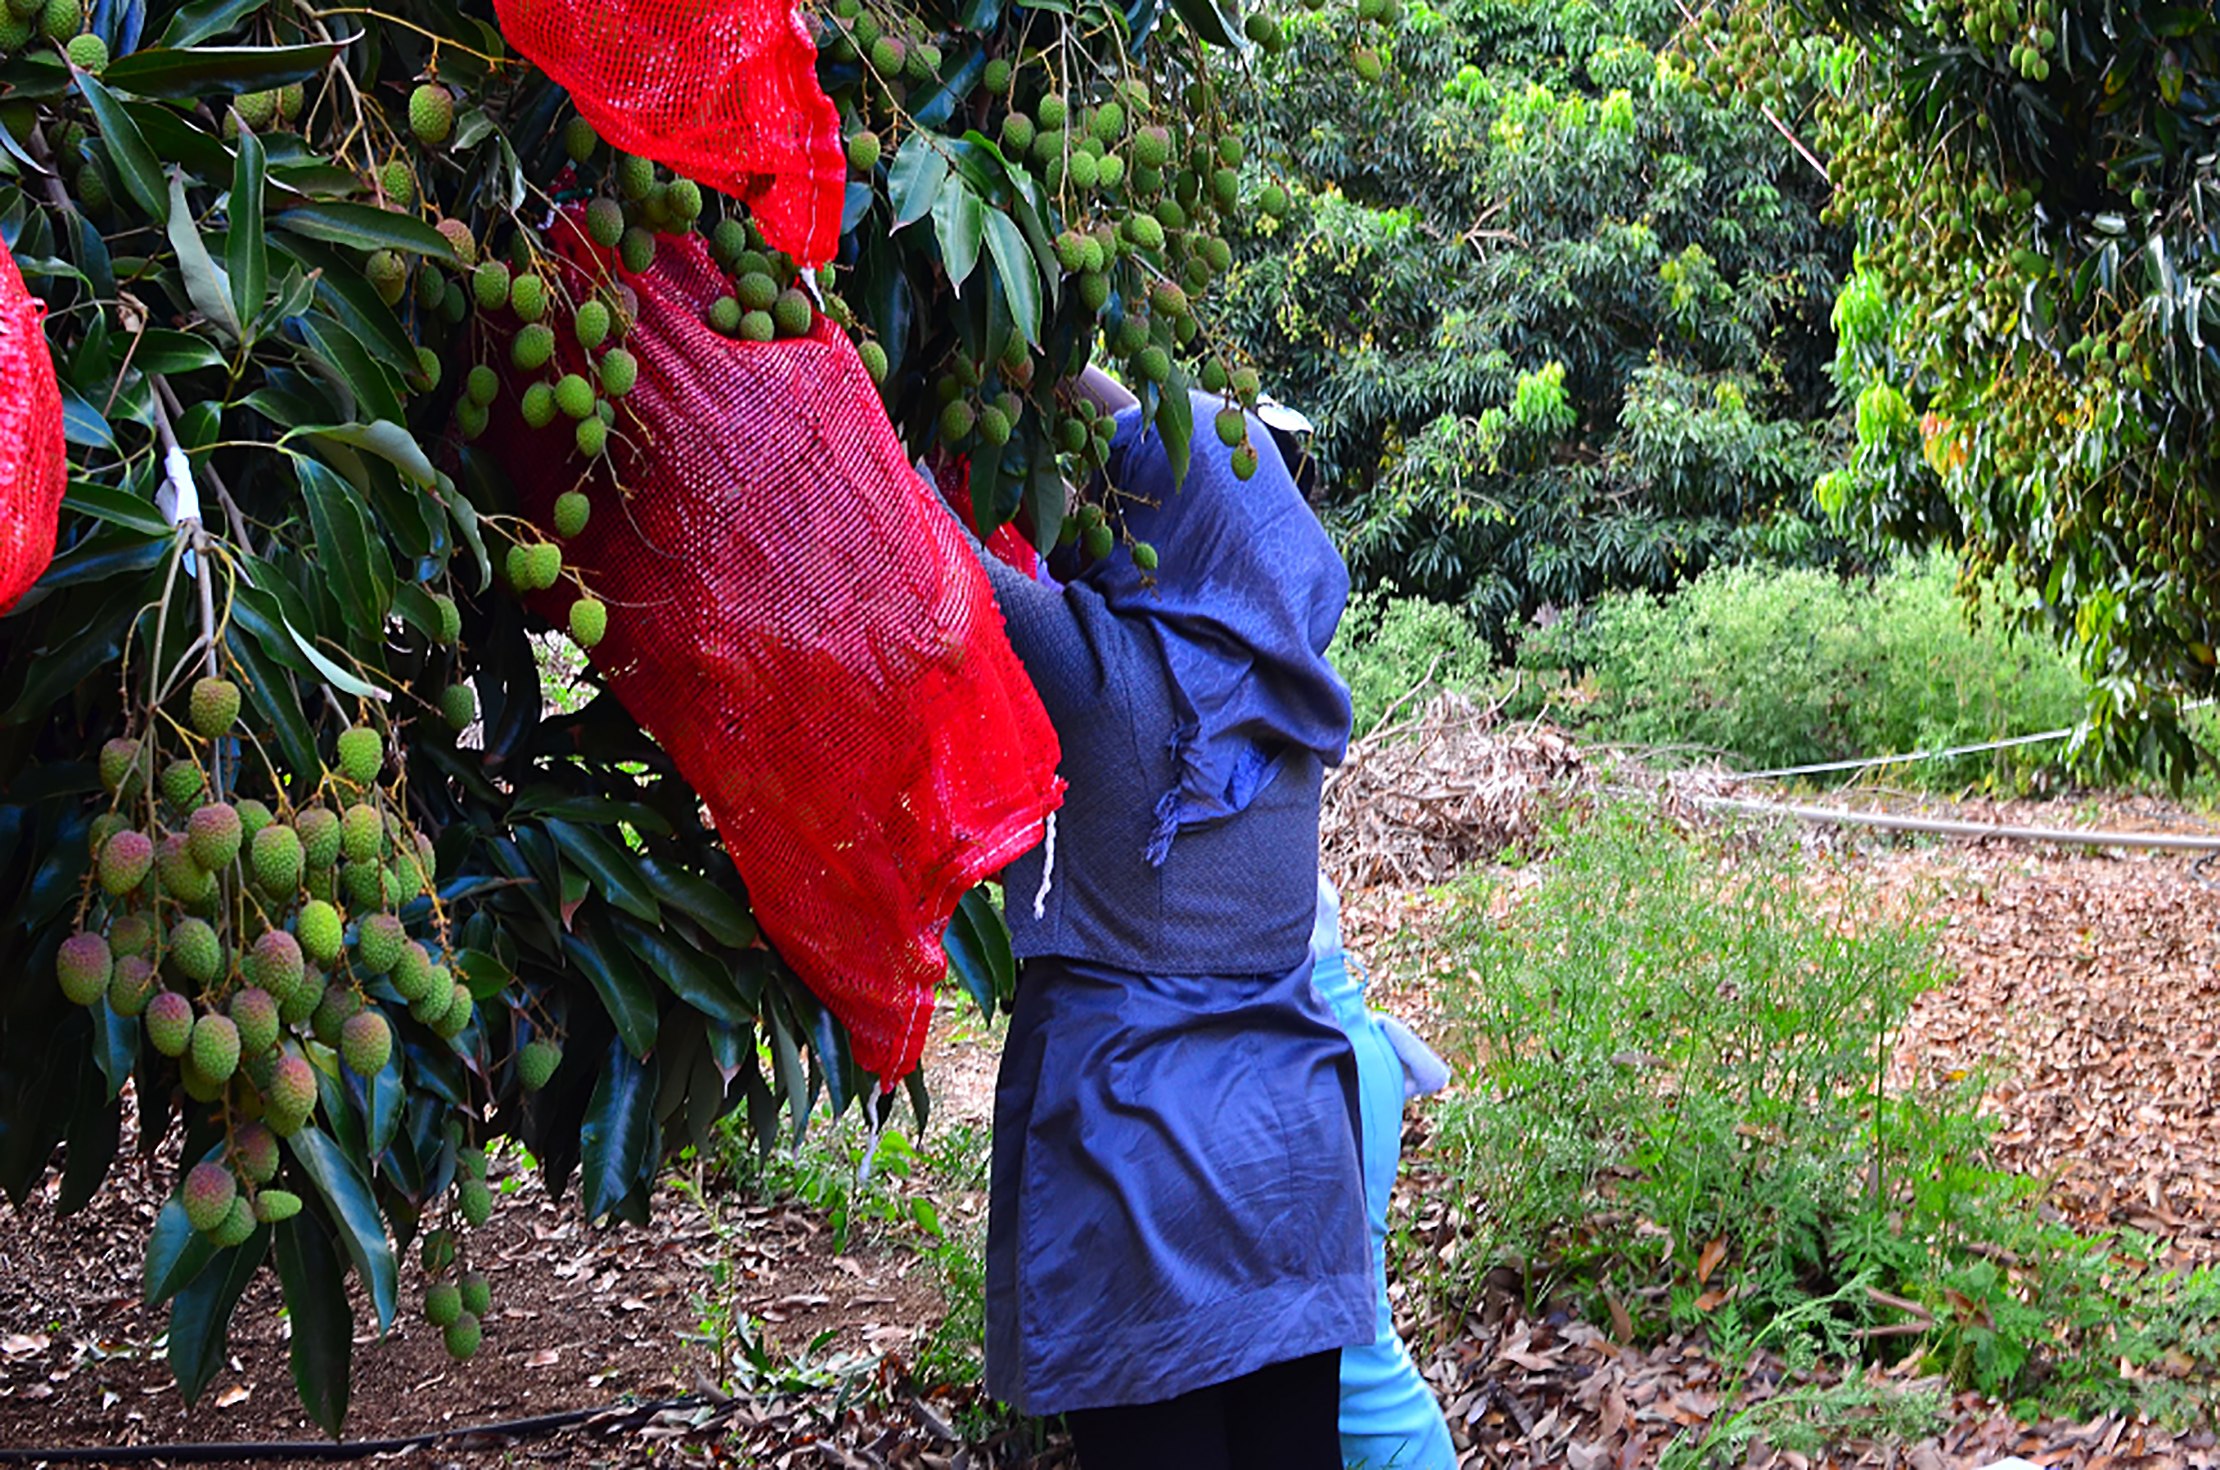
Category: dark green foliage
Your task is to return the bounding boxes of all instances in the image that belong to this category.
[1221,0,1851,640]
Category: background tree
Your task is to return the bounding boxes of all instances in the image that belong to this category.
[1694,0,2220,772]
[0,0,1288,1427]
[1214,0,1852,643]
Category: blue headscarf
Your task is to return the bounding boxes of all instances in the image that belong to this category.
[1075,391,1354,865]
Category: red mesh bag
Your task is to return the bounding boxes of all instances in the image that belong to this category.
[0,237,65,616]
[930,454,1040,583]
[481,220,1063,1083]
[492,0,844,267]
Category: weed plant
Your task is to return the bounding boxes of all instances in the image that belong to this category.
[1412,804,2220,1423]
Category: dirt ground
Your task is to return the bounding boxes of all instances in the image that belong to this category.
[2,792,2218,1467]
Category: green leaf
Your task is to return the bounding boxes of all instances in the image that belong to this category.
[167,171,242,342]
[74,72,167,220]
[296,313,407,429]
[544,818,662,925]
[225,617,320,779]
[296,456,395,635]
[144,1196,216,1305]
[284,617,390,703]
[129,328,226,376]
[228,127,267,335]
[566,907,662,1060]
[169,1227,269,1405]
[984,210,1041,347]
[634,858,756,948]
[104,42,338,100]
[274,1211,353,1437]
[272,202,458,262]
[443,473,493,595]
[161,0,275,49]
[944,885,1016,1019]
[64,481,170,538]
[1158,372,1194,487]
[288,1125,398,1333]
[889,135,950,231]
[578,1035,657,1223]
[57,384,117,451]
[1168,0,1242,47]
[614,915,755,1027]
[292,421,436,488]
[932,180,988,291]
[271,235,419,374]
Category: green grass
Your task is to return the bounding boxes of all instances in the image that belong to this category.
[1403,803,2220,1435]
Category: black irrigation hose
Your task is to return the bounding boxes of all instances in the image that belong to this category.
[0,1394,713,1464]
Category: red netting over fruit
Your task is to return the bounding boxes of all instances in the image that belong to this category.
[491,0,844,267]
[480,219,1062,1083]
[0,238,65,616]
[930,454,1040,582]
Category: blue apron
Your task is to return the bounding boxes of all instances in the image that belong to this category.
[984,954,1375,1415]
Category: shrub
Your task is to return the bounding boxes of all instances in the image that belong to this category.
[1329,588,1497,737]
[1518,551,2088,785]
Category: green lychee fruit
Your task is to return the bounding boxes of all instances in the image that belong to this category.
[254,1190,303,1223]
[569,598,608,649]
[520,381,557,428]
[510,272,546,324]
[1083,520,1115,561]
[512,323,556,372]
[111,915,155,962]
[552,491,592,540]
[1037,93,1068,129]
[408,83,454,147]
[517,1038,561,1091]
[146,991,195,1057]
[161,759,207,810]
[1136,345,1171,384]
[186,803,243,872]
[585,197,625,248]
[443,1311,482,1361]
[280,960,325,1025]
[740,310,775,342]
[563,115,598,163]
[982,56,1012,92]
[424,1282,463,1328]
[1215,407,1246,447]
[459,1270,491,1318]
[366,250,407,307]
[463,366,500,411]
[233,88,277,128]
[343,859,383,912]
[436,218,476,266]
[457,1175,492,1227]
[265,1052,317,1134]
[1230,443,1259,479]
[578,416,610,457]
[245,930,305,1004]
[64,31,106,71]
[1353,46,1383,82]
[858,340,888,384]
[341,803,383,864]
[56,931,111,1006]
[391,942,438,1004]
[573,299,611,351]
[977,404,1012,446]
[554,373,595,420]
[182,1161,237,1234]
[340,1009,392,1079]
[191,1012,241,1082]
[98,828,154,896]
[432,982,474,1040]
[430,593,462,647]
[846,131,882,172]
[868,34,902,73]
[338,726,383,788]
[614,152,655,199]
[525,543,564,591]
[600,348,637,397]
[251,823,304,894]
[109,956,159,1016]
[421,1227,457,1273]
[294,811,342,877]
[1001,114,1036,154]
[169,917,222,986]
[1230,365,1261,402]
[357,913,406,975]
[471,261,512,312]
[230,987,278,1057]
[235,1122,280,1184]
[618,228,654,274]
[441,682,476,732]
[708,296,743,334]
[410,966,455,1024]
[209,1196,256,1248]
[667,178,703,223]
[736,271,779,313]
[378,159,414,209]
[188,677,240,737]
[98,737,140,795]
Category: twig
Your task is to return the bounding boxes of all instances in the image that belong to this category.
[154,376,256,554]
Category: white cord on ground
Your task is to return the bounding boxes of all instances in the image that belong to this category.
[1682,791,2220,852]
[1732,698,2215,782]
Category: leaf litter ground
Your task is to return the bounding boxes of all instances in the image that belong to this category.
[2,789,2217,1466]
